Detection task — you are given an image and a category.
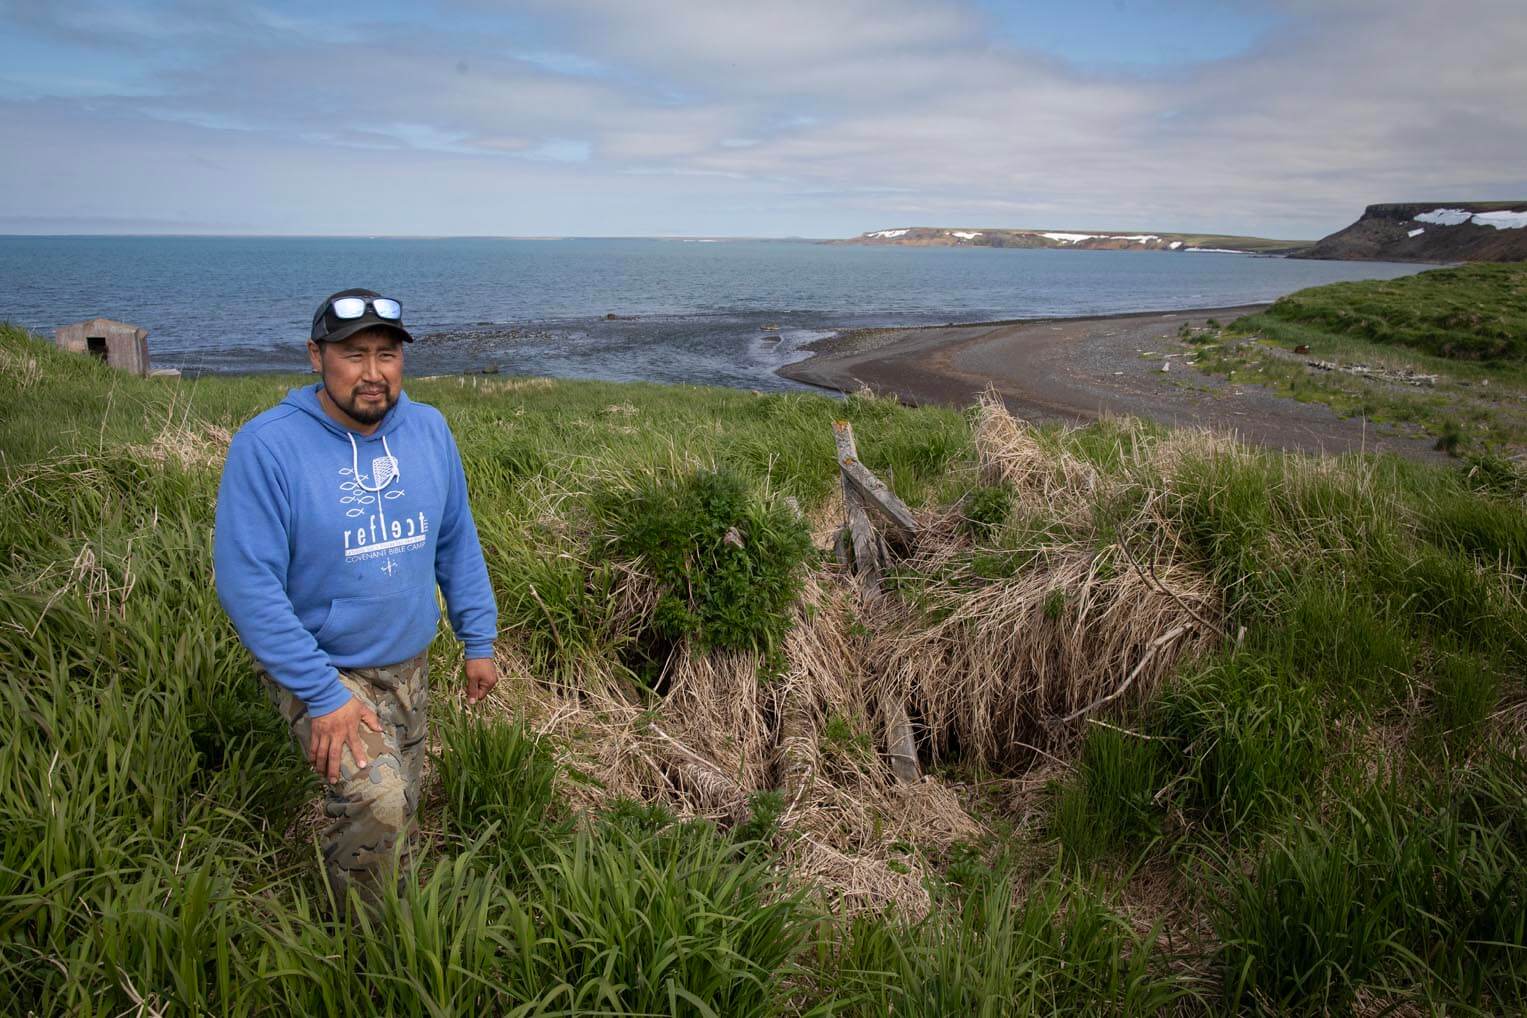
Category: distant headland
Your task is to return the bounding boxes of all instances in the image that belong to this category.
[832,202,1527,264]
[1291,202,1527,262]
[828,226,1308,255]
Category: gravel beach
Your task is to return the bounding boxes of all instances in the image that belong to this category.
[778,305,1443,460]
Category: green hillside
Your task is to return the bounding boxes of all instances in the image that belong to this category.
[1258,263,1527,361]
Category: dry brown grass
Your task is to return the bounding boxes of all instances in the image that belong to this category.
[23,540,140,623]
[477,391,1226,912]
[129,420,233,471]
[466,376,558,394]
[0,342,42,390]
[483,574,979,914]
[868,391,1222,765]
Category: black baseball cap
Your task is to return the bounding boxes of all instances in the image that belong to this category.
[310,287,414,344]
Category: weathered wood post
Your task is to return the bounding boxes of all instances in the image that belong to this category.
[833,420,883,597]
[832,420,923,784]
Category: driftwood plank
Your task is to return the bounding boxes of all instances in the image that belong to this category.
[881,696,921,784]
[833,420,918,780]
[832,418,860,463]
[775,689,818,813]
[833,525,853,570]
[833,421,883,596]
[845,497,881,598]
[839,458,920,535]
[835,419,918,538]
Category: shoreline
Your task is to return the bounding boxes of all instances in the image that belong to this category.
[784,303,1278,362]
[777,303,1445,461]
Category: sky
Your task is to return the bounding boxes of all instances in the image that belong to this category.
[1,0,1523,239]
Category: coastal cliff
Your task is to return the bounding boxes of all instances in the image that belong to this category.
[1294,203,1527,262]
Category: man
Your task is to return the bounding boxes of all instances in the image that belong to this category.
[214,288,498,908]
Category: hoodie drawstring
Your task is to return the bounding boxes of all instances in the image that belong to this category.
[349,432,401,539]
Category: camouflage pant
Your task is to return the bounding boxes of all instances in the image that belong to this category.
[260,652,429,911]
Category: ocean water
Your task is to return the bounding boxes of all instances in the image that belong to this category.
[0,236,1424,391]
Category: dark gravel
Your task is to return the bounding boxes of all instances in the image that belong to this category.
[778,306,1445,461]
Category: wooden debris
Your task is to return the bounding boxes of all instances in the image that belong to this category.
[1306,359,1437,387]
[775,687,819,807]
[832,419,921,782]
[881,696,922,785]
[834,421,884,597]
[834,421,922,538]
[833,525,853,570]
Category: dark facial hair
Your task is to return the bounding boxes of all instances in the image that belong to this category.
[324,374,397,425]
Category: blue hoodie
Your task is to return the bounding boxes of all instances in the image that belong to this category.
[213,383,497,717]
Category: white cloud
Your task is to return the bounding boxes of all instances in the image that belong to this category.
[2,0,1525,237]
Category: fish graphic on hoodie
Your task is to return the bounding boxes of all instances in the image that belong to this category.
[213,383,498,718]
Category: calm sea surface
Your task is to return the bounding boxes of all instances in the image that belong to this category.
[0,236,1424,391]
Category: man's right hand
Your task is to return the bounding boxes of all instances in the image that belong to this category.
[308,696,384,784]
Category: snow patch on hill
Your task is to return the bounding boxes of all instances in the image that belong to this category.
[1472,210,1527,230]
[1416,208,1473,226]
[1040,232,1161,245]
[1415,208,1527,230]
[866,229,910,239]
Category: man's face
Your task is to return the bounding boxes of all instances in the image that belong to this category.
[307,329,404,425]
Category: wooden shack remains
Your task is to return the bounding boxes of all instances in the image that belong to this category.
[55,318,151,376]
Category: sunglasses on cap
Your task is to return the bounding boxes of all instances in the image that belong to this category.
[330,295,402,320]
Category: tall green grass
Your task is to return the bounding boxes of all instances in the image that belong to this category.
[0,326,1064,1015]
[3,321,1524,1014]
[1035,424,1525,1012]
[1249,262,1527,362]
[1215,755,1527,1014]
[826,876,1189,1016]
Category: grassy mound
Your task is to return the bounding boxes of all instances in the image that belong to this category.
[2,322,1523,1014]
[1250,262,1527,362]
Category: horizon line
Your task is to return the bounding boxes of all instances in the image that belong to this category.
[0,231,833,241]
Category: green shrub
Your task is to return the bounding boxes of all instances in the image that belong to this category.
[597,466,813,657]
[960,484,1014,538]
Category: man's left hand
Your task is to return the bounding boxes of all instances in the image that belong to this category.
[464,657,498,706]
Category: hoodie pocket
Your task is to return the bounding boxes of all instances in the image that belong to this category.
[313,584,436,660]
